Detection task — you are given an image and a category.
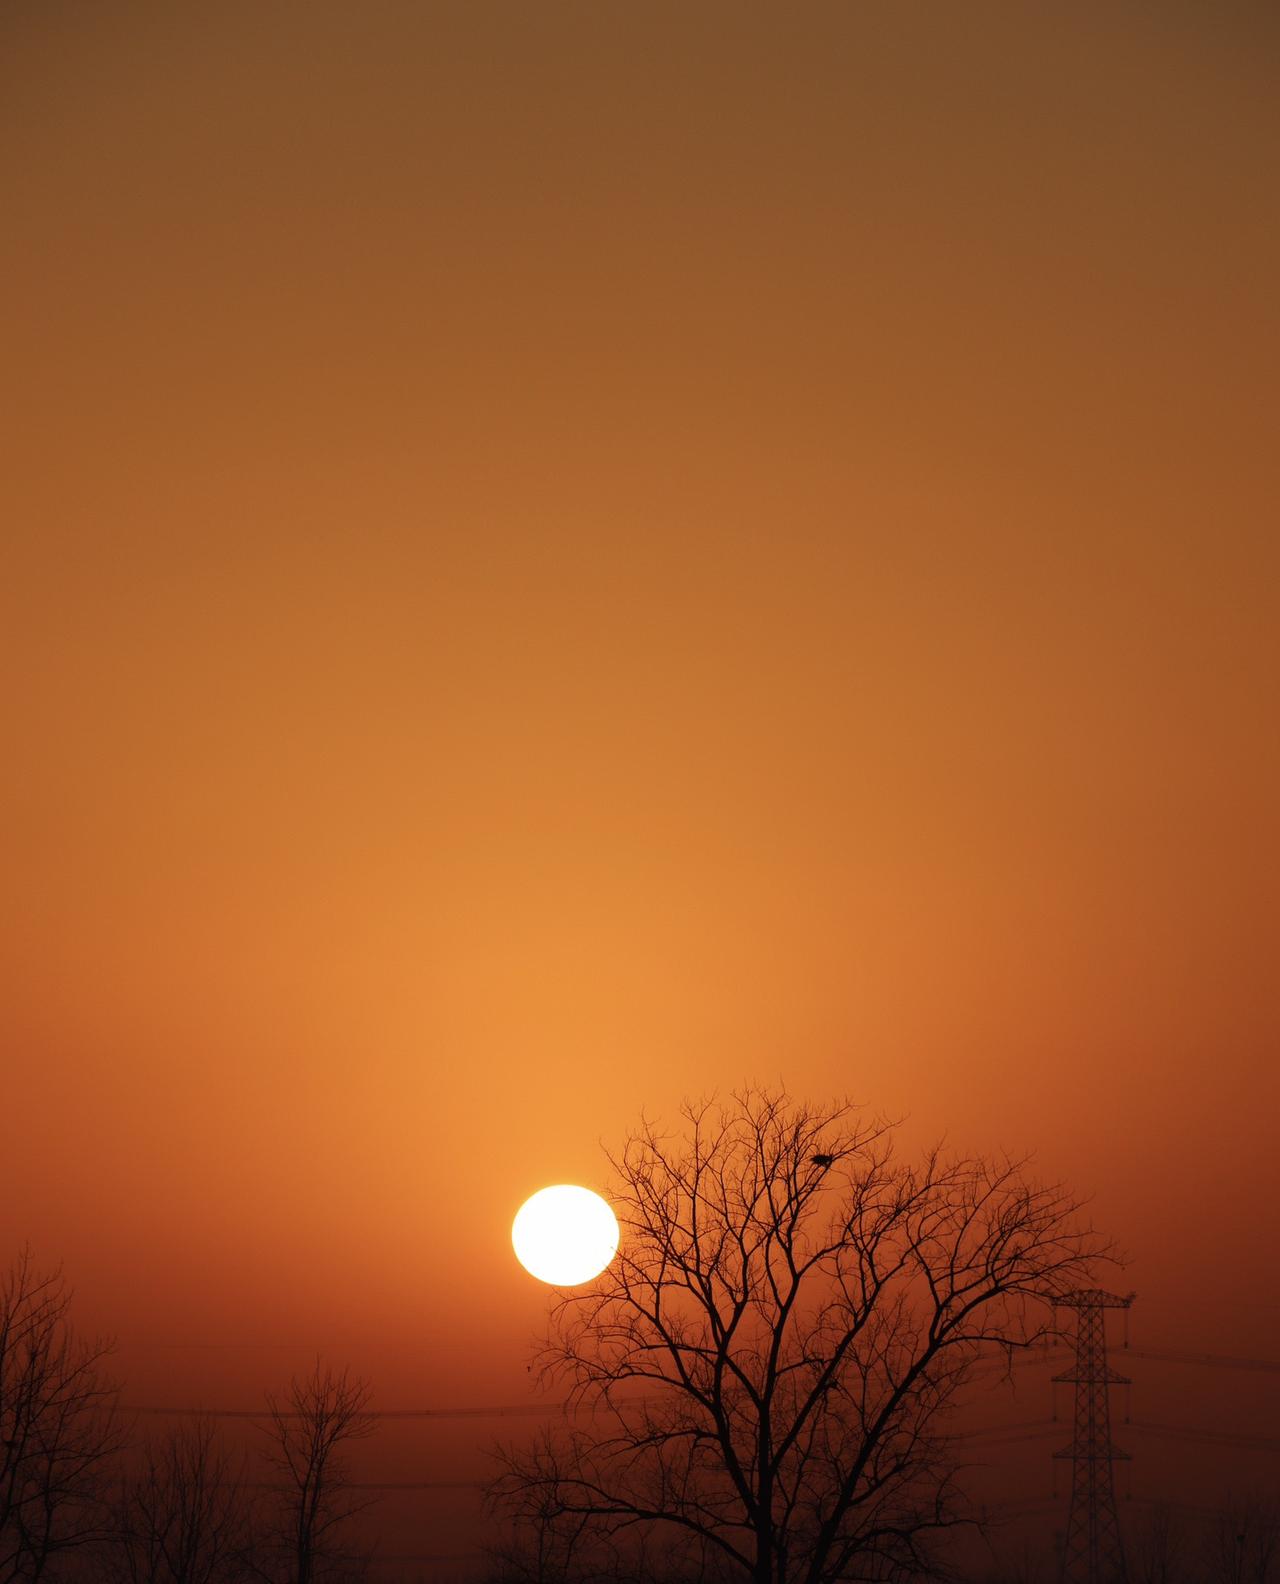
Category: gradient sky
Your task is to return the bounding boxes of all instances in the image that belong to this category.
[2,1,1277,1568]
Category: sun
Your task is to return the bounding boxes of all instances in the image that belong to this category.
[511,1185,619,1286]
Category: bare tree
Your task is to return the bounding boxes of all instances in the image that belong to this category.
[486,1452,604,1584]
[257,1363,375,1584]
[108,1418,253,1584]
[490,1089,1110,1584]
[0,1249,123,1583]
[1129,1502,1187,1584]
[966,1536,1050,1584]
[1208,1494,1280,1584]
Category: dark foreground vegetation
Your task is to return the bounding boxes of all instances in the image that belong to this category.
[2,1093,1275,1584]
[0,1249,372,1584]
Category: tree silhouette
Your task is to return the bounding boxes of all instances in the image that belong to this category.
[1207,1493,1279,1584]
[1129,1502,1187,1584]
[108,1417,252,1584]
[0,1248,122,1582]
[491,1089,1110,1584]
[257,1362,375,1584]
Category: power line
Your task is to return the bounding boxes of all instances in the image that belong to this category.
[349,1482,483,1492]
[959,1419,1057,1442]
[119,1401,584,1420]
[984,1496,1065,1518]
[243,1480,484,1493]
[114,1339,1280,1427]
[1124,1494,1267,1521]
[967,1427,1061,1449]
[1126,1420,1280,1455]
[366,1555,479,1566]
[1123,1345,1280,1374]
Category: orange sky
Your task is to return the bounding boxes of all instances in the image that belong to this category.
[2,1,1277,1567]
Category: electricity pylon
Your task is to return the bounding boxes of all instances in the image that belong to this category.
[1053,1288,1134,1584]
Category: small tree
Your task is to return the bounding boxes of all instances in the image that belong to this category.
[258,1363,375,1584]
[491,1089,1110,1584]
[0,1248,123,1582]
[109,1417,253,1584]
[1208,1494,1279,1584]
[1129,1502,1186,1584]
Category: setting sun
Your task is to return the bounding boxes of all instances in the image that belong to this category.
[511,1185,620,1286]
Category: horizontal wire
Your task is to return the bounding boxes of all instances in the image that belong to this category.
[962,1428,1061,1450]
[239,1480,484,1493]
[1126,1419,1280,1454]
[119,1401,583,1420]
[1122,1344,1280,1373]
[366,1556,479,1566]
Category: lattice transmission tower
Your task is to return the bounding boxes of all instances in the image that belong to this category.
[1053,1289,1135,1584]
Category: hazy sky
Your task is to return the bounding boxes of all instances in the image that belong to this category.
[2,1,1277,1566]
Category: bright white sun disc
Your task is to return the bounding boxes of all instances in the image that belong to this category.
[512,1185,619,1285]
